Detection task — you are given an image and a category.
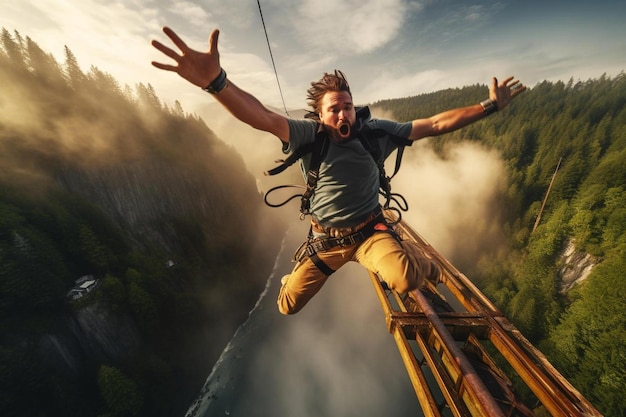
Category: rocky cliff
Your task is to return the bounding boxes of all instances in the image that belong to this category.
[1,102,285,416]
[38,303,141,378]
[0,32,272,415]
[558,238,598,293]
[42,122,282,370]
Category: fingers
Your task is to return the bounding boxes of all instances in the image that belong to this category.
[162,26,189,53]
[151,61,177,72]
[150,38,180,72]
[510,80,527,96]
[504,77,526,98]
[151,27,192,72]
[496,76,527,97]
[208,29,220,54]
[488,75,526,110]
[151,39,179,62]
[150,27,183,71]
[500,76,515,86]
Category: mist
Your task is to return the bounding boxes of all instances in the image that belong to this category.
[392,139,508,272]
[187,223,421,416]
[1,41,291,415]
[196,102,305,188]
[191,103,509,415]
[205,101,509,272]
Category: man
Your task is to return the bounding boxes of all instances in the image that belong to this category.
[151,27,526,315]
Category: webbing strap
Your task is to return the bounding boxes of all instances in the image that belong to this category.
[357,130,408,209]
[309,252,335,276]
[359,127,410,179]
[264,141,315,176]
[391,145,406,179]
[300,131,328,215]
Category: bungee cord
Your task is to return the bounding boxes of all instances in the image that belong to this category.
[256,0,290,117]
[255,2,409,222]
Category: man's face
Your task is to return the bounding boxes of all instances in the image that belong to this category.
[319,91,356,141]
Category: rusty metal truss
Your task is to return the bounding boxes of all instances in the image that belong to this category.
[370,215,602,417]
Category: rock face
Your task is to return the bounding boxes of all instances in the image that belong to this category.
[39,304,141,377]
[30,125,283,409]
[55,142,260,255]
[559,238,597,293]
[0,46,284,415]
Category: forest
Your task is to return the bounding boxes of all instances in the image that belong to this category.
[1,26,625,416]
[372,71,626,415]
[0,29,283,417]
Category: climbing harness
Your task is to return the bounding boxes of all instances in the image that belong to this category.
[292,207,398,275]
[263,106,411,275]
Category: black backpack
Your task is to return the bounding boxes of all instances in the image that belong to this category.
[264,106,412,220]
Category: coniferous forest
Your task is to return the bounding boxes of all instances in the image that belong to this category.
[2,28,626,416]
[0,29,284,417]
[372,72,626,416]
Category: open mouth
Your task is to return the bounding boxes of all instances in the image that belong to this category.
[338,122,350,138]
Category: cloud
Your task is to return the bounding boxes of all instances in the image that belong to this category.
[361,69,450,103]
[166,0,212,29]
[6,0,624,120]
[464,5,487,22]
[194,0,258,29]
[292,0,410,56]
[197,246,422,416]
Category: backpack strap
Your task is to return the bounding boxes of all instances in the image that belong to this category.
[264,141,315,176]
[386,132,412,179]
[263,125,328,217]
[264,111,324,176]
[300,129,329,215]
[264,108,412,219]
[358,127,411,212]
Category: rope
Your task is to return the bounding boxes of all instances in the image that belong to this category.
[263,184,306,208]
[256,0,290,117]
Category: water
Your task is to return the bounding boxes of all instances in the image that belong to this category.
[186,222,422,417]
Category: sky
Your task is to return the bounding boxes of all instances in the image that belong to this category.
[2,0,625,115]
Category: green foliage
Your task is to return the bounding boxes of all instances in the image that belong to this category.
[126,269,159,333]
[603,188,626,249]
[98,274,127,313]
[0,200,68,318]
[98,366,144,417]
[79,225,112,271]
[1,28,283,417]
[371,70,626,412]
[546,250,626,416]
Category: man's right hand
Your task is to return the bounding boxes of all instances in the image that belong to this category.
[151,26,290,142]
[151,27,222,89]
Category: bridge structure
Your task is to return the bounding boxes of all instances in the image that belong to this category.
[370,214,602,417]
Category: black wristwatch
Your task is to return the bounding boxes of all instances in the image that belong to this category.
[203,69,228,94]
[480,98,498,115]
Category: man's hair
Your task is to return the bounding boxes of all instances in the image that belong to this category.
[306,70,352,113]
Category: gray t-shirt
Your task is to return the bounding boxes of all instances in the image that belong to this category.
[286,117,412,228]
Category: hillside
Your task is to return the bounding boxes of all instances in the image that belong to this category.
[371,72,626,415]
[0,29,284,417]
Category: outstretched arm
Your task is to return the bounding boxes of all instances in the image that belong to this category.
[409,76,526,141]
[151,27,289,141]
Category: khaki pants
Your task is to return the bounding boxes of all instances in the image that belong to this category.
[277,231,438,315]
